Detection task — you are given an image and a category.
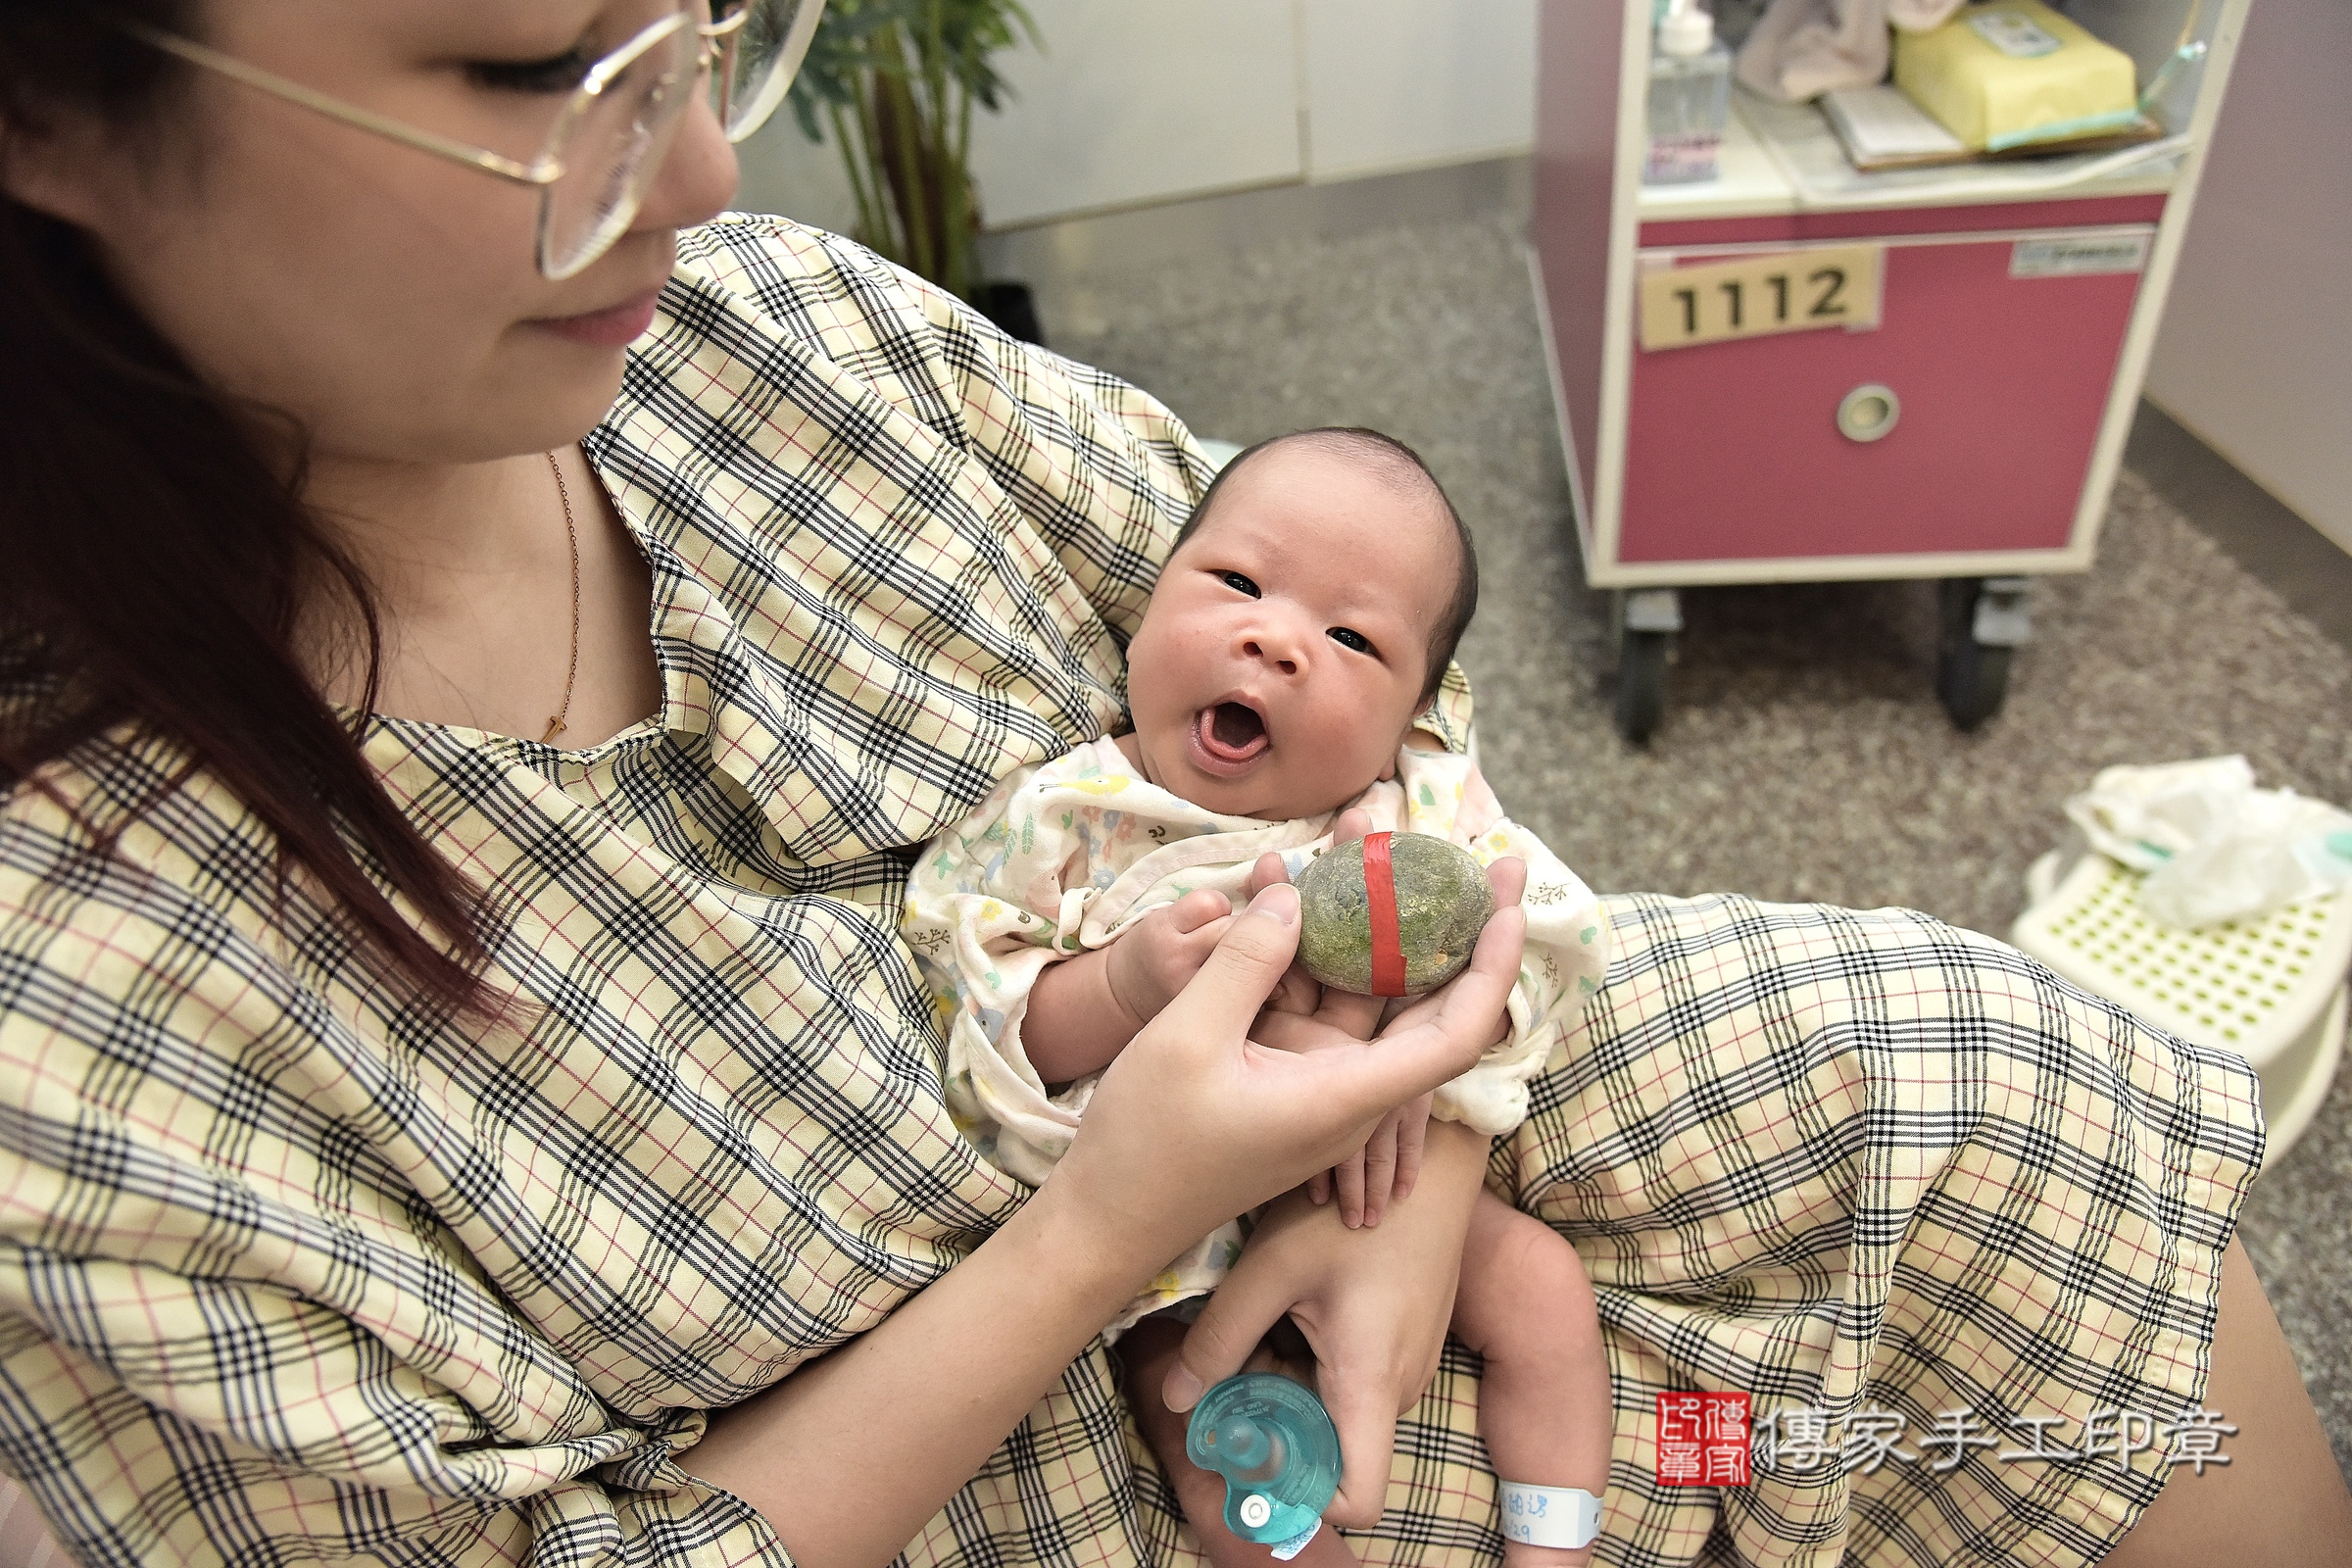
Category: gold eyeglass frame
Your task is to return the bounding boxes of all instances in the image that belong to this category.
[121,1,827,278]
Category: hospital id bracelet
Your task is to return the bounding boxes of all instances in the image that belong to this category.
[1498,1482,1603,1548]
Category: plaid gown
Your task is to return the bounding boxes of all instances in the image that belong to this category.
[0,218,2261,1568]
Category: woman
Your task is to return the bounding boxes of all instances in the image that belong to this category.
[0,3,2340,1566]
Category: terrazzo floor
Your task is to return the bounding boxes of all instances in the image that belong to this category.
[1014,206,2352,1479]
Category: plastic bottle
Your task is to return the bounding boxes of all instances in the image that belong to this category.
[1186,1374,1344,1560]
[1644,0,1733,185]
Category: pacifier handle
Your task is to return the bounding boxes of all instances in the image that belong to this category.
[1184,1373,1344,1551]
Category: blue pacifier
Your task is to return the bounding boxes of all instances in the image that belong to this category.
[1185,1373,1343,1558]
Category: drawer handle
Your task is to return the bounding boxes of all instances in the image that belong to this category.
[1838,383,1901,443]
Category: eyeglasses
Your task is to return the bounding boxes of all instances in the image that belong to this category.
[122,1,826,281]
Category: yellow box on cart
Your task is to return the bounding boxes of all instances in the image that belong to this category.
[1893,1,2137,152]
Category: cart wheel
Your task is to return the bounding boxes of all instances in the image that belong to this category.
[1616,627,1672,743]
[1614,590,1681,744]
[1936,577,2016,731]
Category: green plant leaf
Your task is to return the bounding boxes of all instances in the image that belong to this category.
[781,0,1043,300]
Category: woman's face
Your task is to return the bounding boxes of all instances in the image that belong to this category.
[12,0,737,469]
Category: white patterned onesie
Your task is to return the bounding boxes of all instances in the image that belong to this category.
[903,736,1609,1334]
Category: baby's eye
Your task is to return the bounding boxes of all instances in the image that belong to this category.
[1328,626,1374,655]
[1218,571,1260,598]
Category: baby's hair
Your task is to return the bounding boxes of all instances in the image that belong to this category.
[1172,427,1478,707]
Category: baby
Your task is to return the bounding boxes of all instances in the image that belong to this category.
[904,428,1612,1566]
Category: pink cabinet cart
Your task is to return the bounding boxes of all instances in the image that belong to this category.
[1532,0,2250,739]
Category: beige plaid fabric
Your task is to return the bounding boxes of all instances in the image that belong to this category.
[0,218,2260,1568]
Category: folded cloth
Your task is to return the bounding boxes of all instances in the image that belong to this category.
[2064,755,2352,929]
[1735,0,1965,104]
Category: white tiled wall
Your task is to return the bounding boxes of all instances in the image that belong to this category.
[1298,0,1538,184]
[732,0,1539,231]
[970,0,1306,225]
[2143,0,2352,551]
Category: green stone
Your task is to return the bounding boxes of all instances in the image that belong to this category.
[1295,833,1494,997]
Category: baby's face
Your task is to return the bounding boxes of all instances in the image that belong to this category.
[1124,443,1457,821]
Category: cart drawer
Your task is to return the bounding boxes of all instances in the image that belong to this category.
[1620,225,2149,564]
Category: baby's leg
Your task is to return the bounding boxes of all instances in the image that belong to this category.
[1452,1191,1612,1568]
[1119,1315,1359,1568]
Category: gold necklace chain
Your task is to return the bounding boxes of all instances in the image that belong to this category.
[542,450,582,745]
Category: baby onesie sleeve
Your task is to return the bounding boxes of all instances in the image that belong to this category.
[1393,751,1609,1137]
[903,761,1087,1187]
[900,740,1169,1187]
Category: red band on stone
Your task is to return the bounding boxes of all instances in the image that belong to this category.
[1362,831,1406,998]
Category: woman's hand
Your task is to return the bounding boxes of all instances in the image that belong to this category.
[1155,1120,1494,1530]
[691,883,1521,1568]
[1049,878,1527,1269]
[1146,847,1529,1530]
[1262,815,1525,1230]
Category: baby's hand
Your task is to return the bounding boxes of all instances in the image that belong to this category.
[1297,815,1521,1228]
[1319,1093,1433,1230]
[1287,985,1428,1228]
[1312,970,1512,1228]
[1105,889,1236,1030]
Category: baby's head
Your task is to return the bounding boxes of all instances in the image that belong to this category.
[1124,427,1477,821]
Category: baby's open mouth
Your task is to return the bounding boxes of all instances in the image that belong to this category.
[1195,701,1270,764]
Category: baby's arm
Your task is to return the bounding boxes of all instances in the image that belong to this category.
[1023,888,1238,1083]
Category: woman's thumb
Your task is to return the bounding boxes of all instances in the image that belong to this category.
[1153,883,1299,1042]
[1163,1266,1293,1413]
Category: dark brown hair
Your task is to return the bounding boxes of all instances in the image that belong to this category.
[0,3,492,1011]
[1173,427,1479,705]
